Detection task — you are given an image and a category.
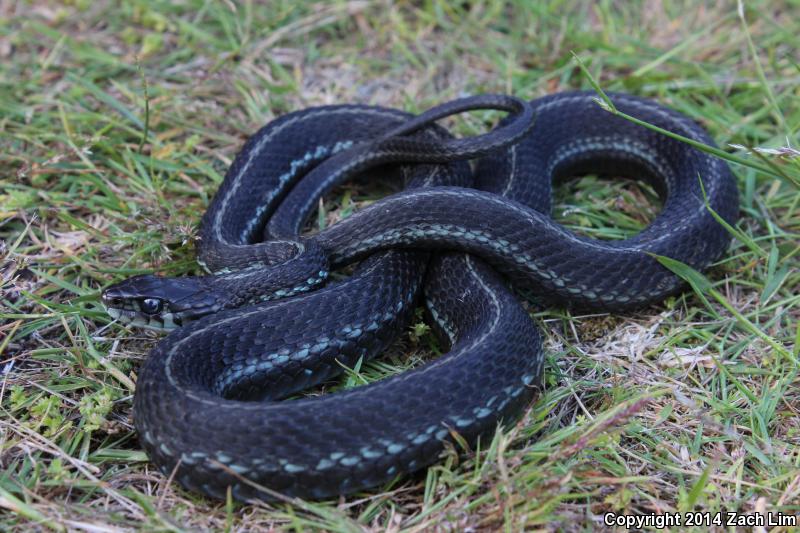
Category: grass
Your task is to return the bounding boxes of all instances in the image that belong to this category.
[1,0,799,530]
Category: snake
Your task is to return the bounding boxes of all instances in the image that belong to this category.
[101,91,738,501]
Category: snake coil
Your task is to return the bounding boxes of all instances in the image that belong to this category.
[102,92,738,501]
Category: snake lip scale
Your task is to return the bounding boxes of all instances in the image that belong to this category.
[102,91,738,501]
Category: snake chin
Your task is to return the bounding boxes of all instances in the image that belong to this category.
[104,305,179,331]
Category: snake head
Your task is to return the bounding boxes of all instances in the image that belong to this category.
[101,275,223,331]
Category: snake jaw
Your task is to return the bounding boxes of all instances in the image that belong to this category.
[102,274,223,331]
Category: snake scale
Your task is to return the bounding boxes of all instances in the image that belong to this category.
[102,91,738,501]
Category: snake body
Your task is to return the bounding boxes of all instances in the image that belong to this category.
[102,92,738,501]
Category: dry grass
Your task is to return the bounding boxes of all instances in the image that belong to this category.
[1,0,799,531]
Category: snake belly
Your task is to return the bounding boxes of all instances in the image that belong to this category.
[122,92,737,501]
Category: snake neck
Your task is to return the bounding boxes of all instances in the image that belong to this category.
[208,239,330,309]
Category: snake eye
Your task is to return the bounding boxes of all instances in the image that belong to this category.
[140,298,163,315]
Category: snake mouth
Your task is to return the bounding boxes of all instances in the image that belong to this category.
[103,303,181,331]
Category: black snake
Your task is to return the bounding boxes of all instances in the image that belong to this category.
[102,92,738,501]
